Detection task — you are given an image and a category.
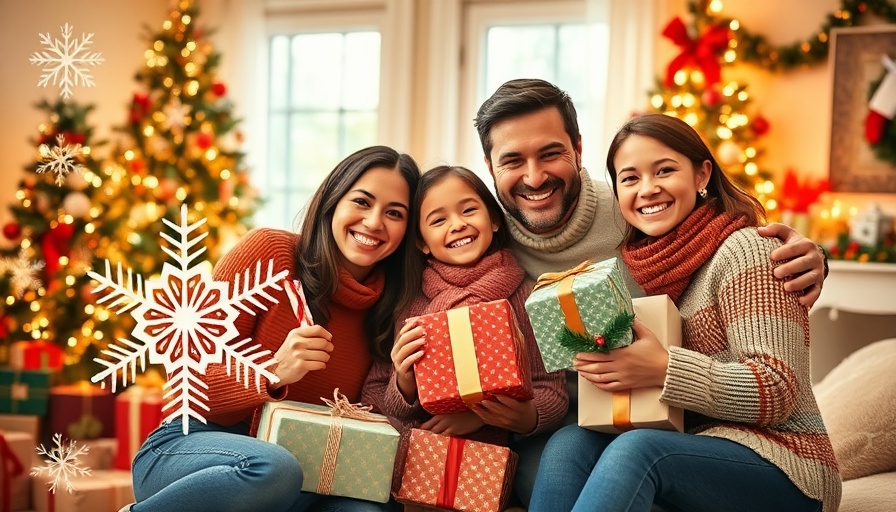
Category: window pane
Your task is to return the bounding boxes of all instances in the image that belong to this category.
[342,32,381,109]
[291,112,341,177]
[484,25,557,96]
[269,36,290,110]
[341,111,378,153]
[290,34,344,110]
[267,112,288,187]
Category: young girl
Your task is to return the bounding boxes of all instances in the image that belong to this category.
[529,114,841,512]
[362,165,567,445]
[129,146,421,512]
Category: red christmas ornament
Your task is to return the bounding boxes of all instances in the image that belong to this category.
[594,335,606,347]
[751,115,771,136]
[2,222,21,240]
[211,81,227,97]
[130,93,152,124]
[701,86,722,107]
[196,132,214,150]
[59,131,87,145]
[41,222,75,279]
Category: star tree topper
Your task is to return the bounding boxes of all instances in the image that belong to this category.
[88,205,288,434]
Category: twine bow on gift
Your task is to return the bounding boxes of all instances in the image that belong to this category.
[532,260,592,292]
[662,16,730,87]
[315,389,388,496]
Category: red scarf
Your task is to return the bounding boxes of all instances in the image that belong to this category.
[418,249,525,315]
[622,204,749,302]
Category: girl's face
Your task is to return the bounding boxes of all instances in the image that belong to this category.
[331,166,410,280]
[418,175,499,267]
[613,134,710,238]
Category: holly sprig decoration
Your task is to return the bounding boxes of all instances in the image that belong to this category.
[558,311,635,354]
[690,0,896,72]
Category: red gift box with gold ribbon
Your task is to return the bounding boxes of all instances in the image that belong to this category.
[393,428,517,512]
[412,299,532,415]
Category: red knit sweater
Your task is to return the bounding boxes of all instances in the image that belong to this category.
[202,228,382,427]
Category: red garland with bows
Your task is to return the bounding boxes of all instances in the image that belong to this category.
[662,16,730,87]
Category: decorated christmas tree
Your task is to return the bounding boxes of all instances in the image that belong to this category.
[101,0,257,277]
[0,99,114,381]
[646,0,777,212]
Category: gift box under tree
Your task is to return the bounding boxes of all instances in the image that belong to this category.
[0,369,52,416]
[578,295,685,433]
[0,430,34,512]
[525,258,635,372]
[393,428,517,511]
[114,385,164,470]
[256,391,400,503]
[8,341,64,372]
[49,382,115,440]
[32,469,134,512]
[412,299,532,415]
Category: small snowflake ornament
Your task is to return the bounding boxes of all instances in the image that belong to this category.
[29,23,104,99]
[0,250,45,297]
[88,205,288,434]
[162,97,192,132]
[37,134,85,186]
[31,433,91,494]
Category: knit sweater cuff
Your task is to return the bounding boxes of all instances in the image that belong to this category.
[660,346,714,408]
[383,372,425,421]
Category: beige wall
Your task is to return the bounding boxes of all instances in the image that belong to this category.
[0,0,892,243]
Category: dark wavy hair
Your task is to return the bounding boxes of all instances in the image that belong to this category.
[605,114,766,245]
[416,165,510,255]
[474,78,581,162]
[296,146,422,361]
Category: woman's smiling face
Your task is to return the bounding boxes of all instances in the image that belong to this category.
[331,166,410,280]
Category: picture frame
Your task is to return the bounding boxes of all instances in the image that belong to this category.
[829,25,896,193]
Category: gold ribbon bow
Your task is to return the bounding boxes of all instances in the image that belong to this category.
[532,260,593,291]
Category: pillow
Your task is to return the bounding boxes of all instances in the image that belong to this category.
[814,338,896,481]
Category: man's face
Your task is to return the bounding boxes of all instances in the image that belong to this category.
[486,107,582,234]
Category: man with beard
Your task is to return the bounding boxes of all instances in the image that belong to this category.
[472,78,828,508]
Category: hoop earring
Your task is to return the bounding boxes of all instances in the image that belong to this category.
[698,188,708,198]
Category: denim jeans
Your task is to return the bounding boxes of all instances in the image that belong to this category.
[529,425,822,512]
[131,419,395,512]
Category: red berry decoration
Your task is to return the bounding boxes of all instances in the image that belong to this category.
[594,335,606,347]
[211,81,227,97]
[752,115,770,136]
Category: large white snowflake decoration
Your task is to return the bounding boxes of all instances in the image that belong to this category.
[29,23,104,99]
[31,433,91,494]
[37,134,85,186]
[88,205,288,434]
[162,97,192,133]
[0,250,45,298]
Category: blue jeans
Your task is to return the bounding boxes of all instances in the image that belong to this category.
[529,425,822,512]
[131,420,395,512]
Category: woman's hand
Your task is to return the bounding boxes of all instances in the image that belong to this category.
[421,411,485,436]
[392,320,427,402]
[758,223,826,307]
[472,396,538,434]
[574,319,669,392]
[269,325,333,389]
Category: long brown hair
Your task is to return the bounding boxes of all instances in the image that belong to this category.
[297,146,422,361]
[605,114,766,245]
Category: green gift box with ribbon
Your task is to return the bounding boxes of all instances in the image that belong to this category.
[0,367,52,416]
[256,391,400,503]
[524,258,635,372]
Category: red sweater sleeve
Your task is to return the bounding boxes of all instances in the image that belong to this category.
[202,228,297,425]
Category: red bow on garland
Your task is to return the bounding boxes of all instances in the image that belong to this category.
[662,17,730,87]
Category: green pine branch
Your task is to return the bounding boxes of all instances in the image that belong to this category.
[557,311,635,354]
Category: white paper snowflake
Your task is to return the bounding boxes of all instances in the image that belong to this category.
[31,433,91,494]
[88,205,288,434]
[0,250,45,297]
[37,134,85,186]
[29,23,104,99]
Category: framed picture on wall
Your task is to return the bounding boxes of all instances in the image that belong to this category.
[829,25,896,193]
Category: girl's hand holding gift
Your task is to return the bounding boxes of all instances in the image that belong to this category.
[421,411,485,436]
[270,324,334,389]
[573,319,669,392]
[472,395,538,434]
[391,320,427,401]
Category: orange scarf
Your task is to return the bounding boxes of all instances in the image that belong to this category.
[622,205,748,302]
